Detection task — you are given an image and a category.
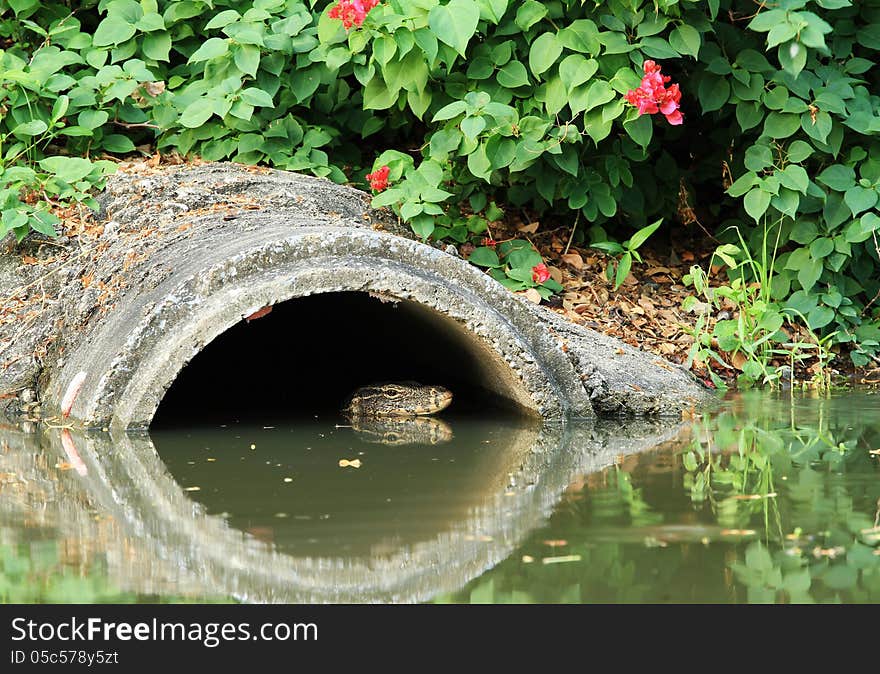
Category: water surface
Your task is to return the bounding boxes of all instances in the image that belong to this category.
[1,391,878,603]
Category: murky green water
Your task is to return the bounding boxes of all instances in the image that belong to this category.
[1,391,879,603]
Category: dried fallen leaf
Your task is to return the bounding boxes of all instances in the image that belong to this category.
[730,351,748,371]
[245,305,273,322]
[523,288,542,304]
[517,221,540,234]
[561,252,584,269]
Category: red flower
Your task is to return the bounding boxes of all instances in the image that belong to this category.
[366,165,390,191]
[531,263,550,284]
[328,0,380,29]
[482,237,497,248]
[624,60,683,126]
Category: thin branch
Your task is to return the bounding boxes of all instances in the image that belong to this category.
[563,210,581,256]
[111,120,161,130]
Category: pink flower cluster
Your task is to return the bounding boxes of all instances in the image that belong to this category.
[624,60,683,126]
[531,263,550,284]
[366,165,390,191]
[328,0,380,29]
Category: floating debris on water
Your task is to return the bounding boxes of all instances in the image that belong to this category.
[338,459,361,468]
[542,555,582,565]
[732,492,777,500]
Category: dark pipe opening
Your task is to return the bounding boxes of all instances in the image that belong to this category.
[152,292,524,428]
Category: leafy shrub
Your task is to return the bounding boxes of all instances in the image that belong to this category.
[1,0,879,365]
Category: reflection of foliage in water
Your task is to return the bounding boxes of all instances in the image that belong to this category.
[0,536,231,604]
[436,393,880,604]
[686,393,880,603]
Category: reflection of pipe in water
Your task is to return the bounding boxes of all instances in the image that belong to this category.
[1,417,690,603]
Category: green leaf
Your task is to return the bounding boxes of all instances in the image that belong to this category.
[515,0,547,31]
[801,110,832,144]
[615,252,632,289]
[28,211,59,237]
[787,140,813,163]
[669,24,701,58]
[628,219,662,250]
[727,172,759,197]
[433,101,467,121]
[497,61,529,88]
[240,87,274,107]
[429,0,480,58]
[790,220,818,244]
[844,185,878,216]
[558,55,597,92]
[78,110,109,130]
[136,12,165,32]
[736,102,764,132]
[778,40,806,77]
[461,115,486,139]
[764,112,800,138]
[93,16,137,47]
[817,164,855,191]
[748,9,786,33]
[559,19,600,55]
[469,247,501,267]
[476,0,508,24]
[142,31,171,61]
[38,156,95,183]
[50,95,69,124]
[779,165,809,194]
[205,9,241,30]
[189,37,229,62]
[797,256,823,292]
[234,44,260,77]
[179,101,214,128]
[467,142,492,180]
[623,114,652,148]
[807,305,835,329]
[744,187,771,222]
[809,237,834,259]
[698,77,729,113]
[744,145,773,172]
[101,134,136,153]
[12,120,48,136]
[529,33,562,77]
[410,215,435,240]
[845,213,880,243]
